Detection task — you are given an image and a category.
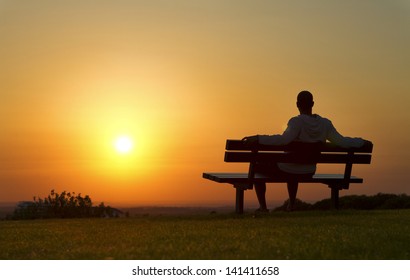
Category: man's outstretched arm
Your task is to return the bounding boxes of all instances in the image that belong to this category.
[327,122,366,148]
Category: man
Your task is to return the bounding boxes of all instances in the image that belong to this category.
[243,90,371,212]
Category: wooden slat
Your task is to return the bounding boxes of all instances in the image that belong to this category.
[226,139,373,153]
[224,151,372,164]
[203,172,364,184]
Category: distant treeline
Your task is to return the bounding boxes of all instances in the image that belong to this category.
[9,190,122,220]
[275,193,410,211]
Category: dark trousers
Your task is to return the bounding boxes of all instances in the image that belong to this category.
[253,163,314,210]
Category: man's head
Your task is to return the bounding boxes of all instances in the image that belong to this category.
[297,90,314,112]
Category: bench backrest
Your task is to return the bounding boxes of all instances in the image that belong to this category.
[224,140,373,185]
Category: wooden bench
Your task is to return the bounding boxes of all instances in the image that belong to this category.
[203,139,373,213]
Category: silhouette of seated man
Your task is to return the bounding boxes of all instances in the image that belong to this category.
[243,90,371,212]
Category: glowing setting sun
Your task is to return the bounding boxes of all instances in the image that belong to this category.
[115,136,133,154]
[0,1,409,207]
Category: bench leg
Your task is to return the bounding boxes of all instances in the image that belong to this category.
[235,188,244,214]
[330,187,339,210]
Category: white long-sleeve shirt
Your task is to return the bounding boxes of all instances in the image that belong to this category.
[258,114,365,174]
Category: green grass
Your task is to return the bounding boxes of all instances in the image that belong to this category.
[1,209,410,260]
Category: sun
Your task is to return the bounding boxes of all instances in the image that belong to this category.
[114,136,133,154]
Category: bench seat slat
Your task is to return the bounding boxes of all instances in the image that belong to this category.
[203,172,364,184]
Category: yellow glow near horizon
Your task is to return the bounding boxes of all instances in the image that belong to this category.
[114,136,133,154]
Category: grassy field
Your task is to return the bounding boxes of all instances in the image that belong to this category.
[1,209,410,260]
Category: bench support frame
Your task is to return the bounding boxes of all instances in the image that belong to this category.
[232,182,343,214]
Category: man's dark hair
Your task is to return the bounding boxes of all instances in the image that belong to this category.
[297,90,314,109]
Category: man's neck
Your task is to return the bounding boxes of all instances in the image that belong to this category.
[299,109,313,115]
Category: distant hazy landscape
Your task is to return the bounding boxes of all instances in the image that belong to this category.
[3,192,410,220]
[0,203,234,219]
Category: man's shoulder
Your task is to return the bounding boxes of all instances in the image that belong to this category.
[289,115,300,121]
[290,114,333,126]
[288,115,303,125]
[314,115,335,130]
[290,114,331,122]
[314,114,331,122]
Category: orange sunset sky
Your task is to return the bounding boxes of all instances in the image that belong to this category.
[1,0,409,207]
